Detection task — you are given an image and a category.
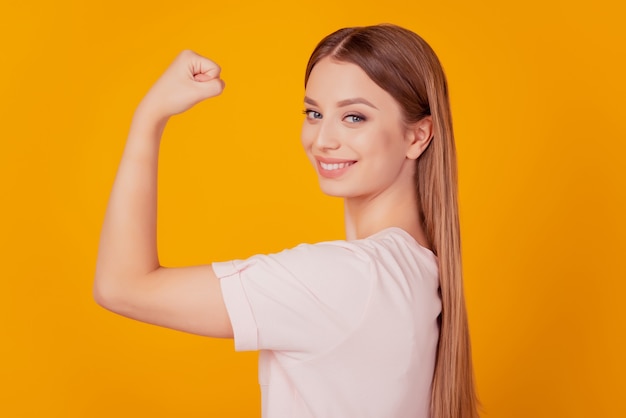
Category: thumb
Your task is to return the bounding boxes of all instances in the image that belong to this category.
[197,77,225,98]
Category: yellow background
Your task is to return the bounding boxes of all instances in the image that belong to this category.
[1,0,625,416]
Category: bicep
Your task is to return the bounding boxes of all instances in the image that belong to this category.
[95,265,233,338]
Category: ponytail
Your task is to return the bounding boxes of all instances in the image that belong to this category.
[418,65,479,418]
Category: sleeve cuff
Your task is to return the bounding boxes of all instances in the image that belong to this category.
[213,260,259,352]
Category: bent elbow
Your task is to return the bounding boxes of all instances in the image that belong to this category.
[93,277,111,310]
[93,274,125,312]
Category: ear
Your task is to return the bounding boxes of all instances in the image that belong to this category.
[405,116,433,160]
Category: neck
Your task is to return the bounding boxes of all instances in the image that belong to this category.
[343,171,431,250]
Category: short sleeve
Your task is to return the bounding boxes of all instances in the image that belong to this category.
[213,242,372,355]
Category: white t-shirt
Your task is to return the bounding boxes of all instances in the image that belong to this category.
[213,227,441,418]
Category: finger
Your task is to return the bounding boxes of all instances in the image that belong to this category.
[206,78,225,96]
[193,73,214,82]
[194,78,225,99]
[192,57,221,81]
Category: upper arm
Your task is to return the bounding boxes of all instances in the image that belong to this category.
[94,265,233,338]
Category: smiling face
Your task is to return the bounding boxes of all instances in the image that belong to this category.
[301,57,424,200]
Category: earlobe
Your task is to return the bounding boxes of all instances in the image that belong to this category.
[406,116,433,160]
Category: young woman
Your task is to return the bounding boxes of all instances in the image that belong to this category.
[95,24,479,418]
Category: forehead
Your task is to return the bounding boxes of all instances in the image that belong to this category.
[305,57,399,110]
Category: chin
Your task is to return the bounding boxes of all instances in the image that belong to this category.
[320,189,345,198]
[318,181,360,199]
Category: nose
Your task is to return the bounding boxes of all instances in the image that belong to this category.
[313,120,341,151]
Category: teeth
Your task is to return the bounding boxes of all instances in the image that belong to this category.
[320,161,354,170]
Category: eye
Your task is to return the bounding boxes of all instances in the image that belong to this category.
[344,114,366,123]
[303,109,322,120]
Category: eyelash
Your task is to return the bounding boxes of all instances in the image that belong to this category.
[302,109,367,123]
[345,114,366,123]
[303,109,322,119]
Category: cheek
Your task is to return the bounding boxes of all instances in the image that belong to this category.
[360,126,402,156]
[300,122,318,166]
[362,128,409,174]
[300,122,315,149]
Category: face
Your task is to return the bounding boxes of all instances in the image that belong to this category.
[301,57,421,200]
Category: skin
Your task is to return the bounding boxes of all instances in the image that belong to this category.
[94,51,433,338]
[94,51,233,338]
[302,57,433,246]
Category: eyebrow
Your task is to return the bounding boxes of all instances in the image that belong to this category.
[304,96,379,110]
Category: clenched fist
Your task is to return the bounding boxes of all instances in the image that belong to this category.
[136,50,225,122]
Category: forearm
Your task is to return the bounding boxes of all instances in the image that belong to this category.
[94,111,167,297]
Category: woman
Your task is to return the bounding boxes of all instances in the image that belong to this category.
[95,24,479,418]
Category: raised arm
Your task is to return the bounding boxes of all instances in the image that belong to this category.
[93,50,232,338]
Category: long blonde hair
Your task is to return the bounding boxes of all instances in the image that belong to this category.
[305,24,479,418]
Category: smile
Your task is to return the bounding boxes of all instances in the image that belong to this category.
[320,161,356,171]
[316,159,357,179]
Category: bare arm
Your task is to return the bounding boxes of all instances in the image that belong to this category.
[94,50,232,338]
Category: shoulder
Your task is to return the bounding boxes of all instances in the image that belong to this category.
[214,237,371,280]
[213,227,437,286]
